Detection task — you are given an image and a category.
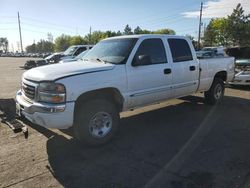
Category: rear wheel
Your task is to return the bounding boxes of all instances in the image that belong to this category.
[74,99,119,145]
[204,78,225,105]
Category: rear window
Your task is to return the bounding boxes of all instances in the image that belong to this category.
[168,39,193,62]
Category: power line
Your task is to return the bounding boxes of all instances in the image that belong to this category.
[22,28,48,35]
[21,22,78,34]
[0,28,18,30]
[21,16,89,33]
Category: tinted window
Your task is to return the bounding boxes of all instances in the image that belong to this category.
[134,39,167,65]
[168,39,193,62]
[74,47,87,56]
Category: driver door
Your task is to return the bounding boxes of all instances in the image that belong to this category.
[126,38,173,108]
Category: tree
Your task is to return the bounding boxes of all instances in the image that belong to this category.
[203,3,250,47]
[227,3,250,46]
[140,29,152,34]
[47,33,53,43]
[70,35,87,45]
[0,38,9,52]
[37,40,54,53]
[26,43,36,53]
[105,30,118,37]
[203,18,229,46]
[116,30,122,36]
[153,28,176,35]
[84,31,108,44]
[25,25,177,52]
[134,26,143,34]
[54,34,71,52]
[124,24,133,35]
[186,35,199,50]
[26,40,54,53]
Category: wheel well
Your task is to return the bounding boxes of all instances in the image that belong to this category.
[74,88,124,116]
[214,71,227,82]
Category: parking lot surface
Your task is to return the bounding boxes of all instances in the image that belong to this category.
[0,57,250,188]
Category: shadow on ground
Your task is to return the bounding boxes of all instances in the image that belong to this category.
[0,98,16,120]
[227,84,250,91]
[1,95,250,188]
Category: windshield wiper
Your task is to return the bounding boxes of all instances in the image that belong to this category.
[96,58,107,64]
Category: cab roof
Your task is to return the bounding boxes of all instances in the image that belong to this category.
[103,34,187,40]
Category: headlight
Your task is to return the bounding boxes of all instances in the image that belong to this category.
[38,82,66,103]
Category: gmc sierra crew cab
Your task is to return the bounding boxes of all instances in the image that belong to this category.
[16,35,235,145]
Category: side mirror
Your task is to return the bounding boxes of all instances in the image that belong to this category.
[132,55,152,66]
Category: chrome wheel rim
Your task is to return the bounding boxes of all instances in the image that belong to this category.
[89,112,112,138]
[214,84,223,100]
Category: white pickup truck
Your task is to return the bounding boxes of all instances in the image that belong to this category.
[16,35,235,145]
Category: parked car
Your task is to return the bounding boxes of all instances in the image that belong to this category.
[23,53,62,69]
[59,50,89,63]
[202,47,226,55]
[60,45,93,61]
[44,52,63,64]
[227,47,250,85]
[16,35,235,145]
[196,47,226,59]
[36,59,48,66]
[24,60,37,69]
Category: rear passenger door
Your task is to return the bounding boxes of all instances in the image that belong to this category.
[167,38,199,97]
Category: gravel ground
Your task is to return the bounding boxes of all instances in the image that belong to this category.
[0,57,250,188]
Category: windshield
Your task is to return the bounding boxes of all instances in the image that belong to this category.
[83,38,138,64]
[63,46,78,56]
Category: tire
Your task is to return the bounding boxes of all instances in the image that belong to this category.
[73,99,119,145]
[204,78,225,105]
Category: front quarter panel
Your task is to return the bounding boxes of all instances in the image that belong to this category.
[56,65,127,103]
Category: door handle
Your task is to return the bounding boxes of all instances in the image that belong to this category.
[164,68,171,74]
[189,66,196,71]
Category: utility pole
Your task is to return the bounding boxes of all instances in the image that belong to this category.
[198,2,203,49]
[89,26,92,44]
[17,12,23,53]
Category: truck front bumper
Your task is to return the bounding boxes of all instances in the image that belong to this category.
[16,90,74,129]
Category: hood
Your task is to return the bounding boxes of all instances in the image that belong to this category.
[59,58,75,63]
[23,61,115,82]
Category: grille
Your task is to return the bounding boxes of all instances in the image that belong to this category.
[22,82,36,99]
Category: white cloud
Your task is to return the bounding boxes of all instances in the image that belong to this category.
[182,0,250,18]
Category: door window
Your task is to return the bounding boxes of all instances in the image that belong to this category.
[74,47,87,56]
[168,39,193,62]
[134,39,167,65]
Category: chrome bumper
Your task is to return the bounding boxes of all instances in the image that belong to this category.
[16,90,74,129]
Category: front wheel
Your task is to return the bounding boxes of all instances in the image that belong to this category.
[204,78,225,105]
[73,99,119,145]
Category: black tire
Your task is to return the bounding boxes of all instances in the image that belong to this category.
[204,78,225,105]
[73,99,119,145]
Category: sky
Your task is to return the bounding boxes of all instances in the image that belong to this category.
[0,0,250,52]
